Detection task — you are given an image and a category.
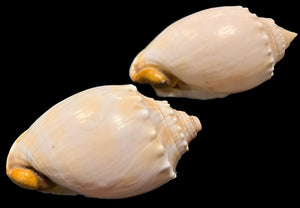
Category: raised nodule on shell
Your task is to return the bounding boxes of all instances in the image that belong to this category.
[6,84,201,199]
[129,6,297,99]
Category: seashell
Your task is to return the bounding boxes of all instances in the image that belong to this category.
[6,84,201,199]
[129,6,297,99]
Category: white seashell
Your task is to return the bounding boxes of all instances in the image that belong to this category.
[6,84,201,199]
[129,6,297,99]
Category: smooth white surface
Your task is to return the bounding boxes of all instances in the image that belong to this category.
[6,85,201,199]
[130,6,296,99]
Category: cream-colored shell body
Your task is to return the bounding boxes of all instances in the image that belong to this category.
[6,85,201,199]
[129,6,297,99]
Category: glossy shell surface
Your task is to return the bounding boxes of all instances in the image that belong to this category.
[6,84,201,199]
[129,6,297,99]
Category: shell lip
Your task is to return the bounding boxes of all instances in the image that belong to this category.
[6,165,55,191]
[130,61,189,96]
[6,147,78,195]
[131,66,168,85]
[6,140,57,192]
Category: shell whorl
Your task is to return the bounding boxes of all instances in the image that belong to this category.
[156,100,201,155]
[258,17,297,62]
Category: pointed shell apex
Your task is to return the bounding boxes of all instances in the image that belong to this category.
[176,111,201,143]
[281,27,297,49]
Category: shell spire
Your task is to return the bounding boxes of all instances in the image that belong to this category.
[156,100,201,155]
[281,27,297,48]
[176,111,201,144]
[259,17,297,62]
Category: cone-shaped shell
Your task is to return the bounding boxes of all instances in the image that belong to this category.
[6,84,201,199]
[129,6,297,99]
